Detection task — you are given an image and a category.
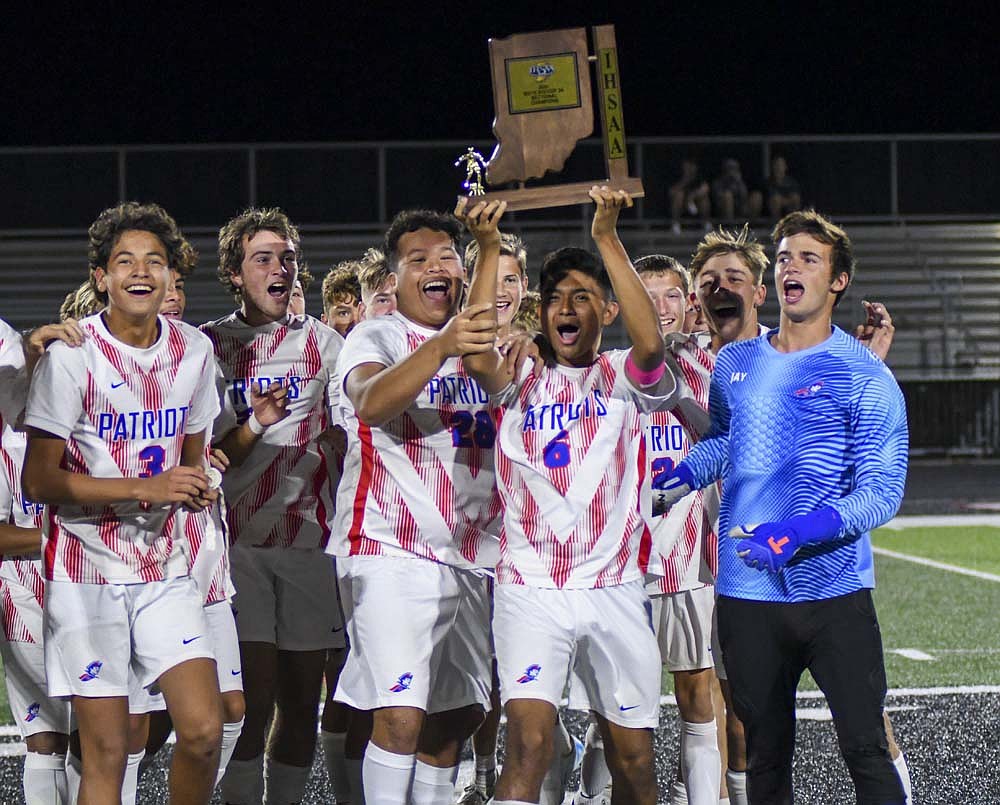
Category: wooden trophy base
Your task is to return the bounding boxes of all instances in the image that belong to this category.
[458,176,644,213]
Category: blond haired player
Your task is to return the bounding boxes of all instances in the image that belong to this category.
[204,207,344,805]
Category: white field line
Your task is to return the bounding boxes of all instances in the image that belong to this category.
[882,514,1000,529]
[873,545,1000,582]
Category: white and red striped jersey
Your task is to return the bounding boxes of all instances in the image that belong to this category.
[493,350,677,589]
[0,424,45,644]
[0,319,27,426]
[184,501,233,605]
[328,313,501,569]
[644,333,721,595]
[24,313,220,584]
[200,313,342,550]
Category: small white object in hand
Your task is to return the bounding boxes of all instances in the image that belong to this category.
[206,467,223,490]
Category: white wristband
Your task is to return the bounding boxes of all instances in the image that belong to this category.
[247,412,267,435]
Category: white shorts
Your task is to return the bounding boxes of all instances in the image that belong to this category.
[44,576,212,699]
[651,584,716,672]
[127,599,242,713]
[207,600,243,694]
[230,544,344,651]
[0,639,71,737]
[334,555,491,714]
[495,581,661,730]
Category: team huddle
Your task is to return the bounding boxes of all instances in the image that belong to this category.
[0,188,910,805]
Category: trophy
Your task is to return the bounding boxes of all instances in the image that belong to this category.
[456,25,643,212]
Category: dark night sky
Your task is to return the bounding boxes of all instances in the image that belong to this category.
[5,2,999,147]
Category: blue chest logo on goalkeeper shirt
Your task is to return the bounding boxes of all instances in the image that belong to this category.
[794,380,824,398]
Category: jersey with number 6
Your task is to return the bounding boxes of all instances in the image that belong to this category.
[0,422,46,644]
[328,313,500,569]
[493,350,677,589]
[24,314,220,584]
[201,313,342,550]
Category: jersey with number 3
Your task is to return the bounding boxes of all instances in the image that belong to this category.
[24,314,220,584]
[493,350,677,589]
[329,313,500,569]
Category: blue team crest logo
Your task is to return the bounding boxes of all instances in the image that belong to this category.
[79,661,103,682]
[389,672,413,693]
[25,702,40,722]
[517,664,542,684]
[794,380,824,398]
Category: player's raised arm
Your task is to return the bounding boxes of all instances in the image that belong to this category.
[345,301,495,427]
[456,198,509,392]
[589,186,664,374]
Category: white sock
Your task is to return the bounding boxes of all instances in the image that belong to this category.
[362,742,414,805]
[320,731,350,803]
[264,756,311,805]
[725,768,748,805]
[893,752,912,803]
[540,717,571,805]
[577,720,612,799]
[719,799,731,804]
[24,751,68,805]
[65,750,82,803]
[220,754,265,805]
[217,719,245,786]
[121,750,145,805]
[670,777,689,804]
[345,758,365,805]
[681,720,721,805]
[411,760,458,805]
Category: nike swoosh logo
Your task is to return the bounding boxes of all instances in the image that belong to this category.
[231,669,241,676]
[182,636,202,645]
[619,704,640,711]
[331,626,343,633]
[111,381,126,389]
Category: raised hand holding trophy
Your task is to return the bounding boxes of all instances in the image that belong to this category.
[456,24,643,212]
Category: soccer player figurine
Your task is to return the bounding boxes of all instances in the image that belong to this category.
[461,188,679,805]
[327,209,499,804]
[204,208,345,805]
[22,202,225,804]
[654,211,909,804]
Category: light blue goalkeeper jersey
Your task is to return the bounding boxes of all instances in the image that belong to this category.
[680,326,908,602]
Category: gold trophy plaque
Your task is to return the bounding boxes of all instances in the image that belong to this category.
[457,24,644,212]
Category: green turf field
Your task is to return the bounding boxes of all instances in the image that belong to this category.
[1,524,997,728]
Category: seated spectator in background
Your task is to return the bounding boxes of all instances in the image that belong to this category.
[767,156,802,218]
[670,159,711,234]
[712,158,762,222]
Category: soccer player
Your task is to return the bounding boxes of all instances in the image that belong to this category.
[22,202,224,805]
[204,207,344,805]
[321,262,363,336]
[357,247,398,320]
[136,256,247,800]
[654,211,909,804]
[329,208,498,803]
[461,188,678,805]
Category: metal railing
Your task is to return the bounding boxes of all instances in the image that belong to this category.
[2,133,1000,233]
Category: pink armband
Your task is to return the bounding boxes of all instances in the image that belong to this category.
[625,353,666,388]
